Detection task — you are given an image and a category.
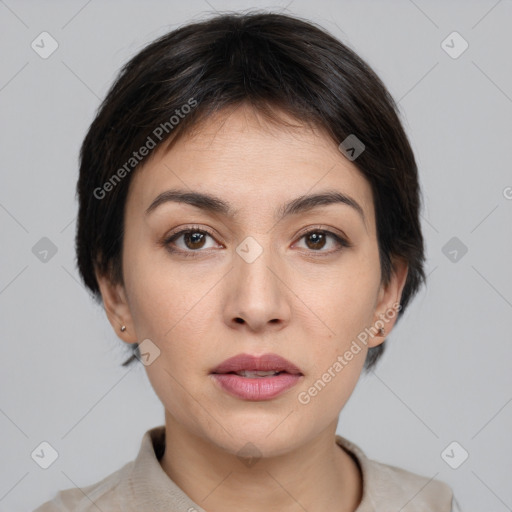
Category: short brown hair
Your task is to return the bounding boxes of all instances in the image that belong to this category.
[76,11,425,370]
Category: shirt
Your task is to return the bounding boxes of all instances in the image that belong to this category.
[34,425,458,511]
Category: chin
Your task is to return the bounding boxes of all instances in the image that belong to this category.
[203,413,307,458]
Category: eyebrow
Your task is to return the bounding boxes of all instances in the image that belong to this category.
[145,188,366,224]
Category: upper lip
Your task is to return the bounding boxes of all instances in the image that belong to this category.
[211,353,303,375]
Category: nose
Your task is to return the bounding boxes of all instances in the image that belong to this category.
[223,242,291,333]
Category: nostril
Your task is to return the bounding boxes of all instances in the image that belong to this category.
[234,318,244,324]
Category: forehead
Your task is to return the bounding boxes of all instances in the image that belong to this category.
[126,105,375,227]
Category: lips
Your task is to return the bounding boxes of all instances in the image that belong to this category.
[211,353,303,376]
[210,353,304,400]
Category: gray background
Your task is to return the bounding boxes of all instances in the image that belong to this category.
[1,0,511,510]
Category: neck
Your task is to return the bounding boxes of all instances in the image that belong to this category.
[159,412,362,512]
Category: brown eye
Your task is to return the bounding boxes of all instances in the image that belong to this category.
[164,228,219,256]
[304,231,327,250]
[182,231,207,250]
[296,229,350,253]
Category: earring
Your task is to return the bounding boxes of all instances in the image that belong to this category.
[120,325,126,332]
[378,327,385,336]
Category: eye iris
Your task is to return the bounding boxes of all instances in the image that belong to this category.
[184,231,206,249]
[306,232,326,250]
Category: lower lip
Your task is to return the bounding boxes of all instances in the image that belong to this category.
[211,373,302,401]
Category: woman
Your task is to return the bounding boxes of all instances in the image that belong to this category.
[35,11,458,511]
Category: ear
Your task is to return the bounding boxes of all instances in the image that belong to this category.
[367,257,409,348]
[95,268,137,344]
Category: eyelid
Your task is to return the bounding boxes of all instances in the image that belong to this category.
[294,224,351,244]
[162,224,222,247]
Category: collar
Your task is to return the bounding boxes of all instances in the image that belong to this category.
[120,425,378,511]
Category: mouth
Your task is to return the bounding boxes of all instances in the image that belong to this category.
[210,353,304,401]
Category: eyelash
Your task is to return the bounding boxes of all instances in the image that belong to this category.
[162,225,352,258]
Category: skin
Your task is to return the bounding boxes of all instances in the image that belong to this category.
[97,103,408,512]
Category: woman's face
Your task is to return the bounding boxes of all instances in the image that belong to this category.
[99,104,406,457]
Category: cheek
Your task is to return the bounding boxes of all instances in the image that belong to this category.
[123,256,218,423]
[122,249,225,406]
[297,251,381,341]
[293,252,380,407]
[123,240,212,337]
